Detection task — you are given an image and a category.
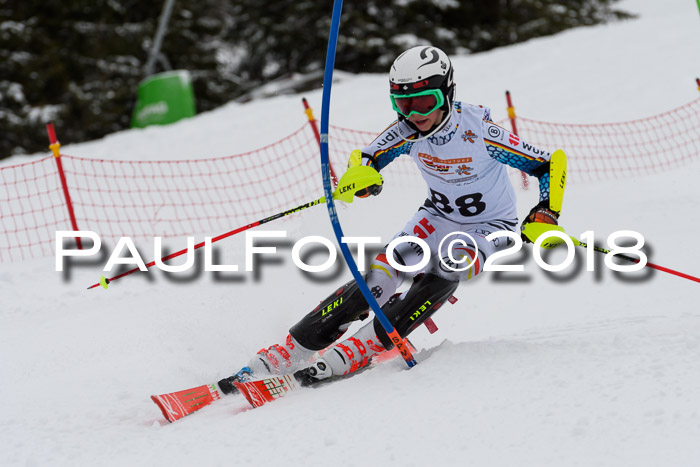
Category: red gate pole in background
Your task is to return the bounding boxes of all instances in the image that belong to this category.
[696,77,700,91]
[302,98,338,187]
[505,90,529,190]
[46,123,82,249]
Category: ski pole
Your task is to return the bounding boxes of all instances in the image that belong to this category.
[575,240,700,283]
[87,167,383,290]
[87,197,326,289]
[522,222,700,283]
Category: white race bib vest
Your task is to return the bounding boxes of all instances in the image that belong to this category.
[363,102,518,224]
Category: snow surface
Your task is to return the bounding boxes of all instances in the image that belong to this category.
[2,0,699,466]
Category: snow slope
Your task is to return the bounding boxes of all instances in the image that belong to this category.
[1,0,699,466]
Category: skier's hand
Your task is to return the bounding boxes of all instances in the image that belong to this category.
[354,182,383,198]
[346,150,382,198]
[521,200,559,243]
[334,162,383,203]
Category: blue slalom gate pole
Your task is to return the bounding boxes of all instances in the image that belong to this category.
[318,0,416,368]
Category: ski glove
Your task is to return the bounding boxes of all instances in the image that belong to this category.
[521,199,559,243]
[347,149,382,198]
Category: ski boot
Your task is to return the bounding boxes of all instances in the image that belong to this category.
[293,321,381,387]
[218,334,319,395]
[217,366,254,395]
[293,358,334,387]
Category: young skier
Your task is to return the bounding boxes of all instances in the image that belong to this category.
[218,45,563,392]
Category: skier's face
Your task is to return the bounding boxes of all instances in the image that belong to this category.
[408,108,444,132]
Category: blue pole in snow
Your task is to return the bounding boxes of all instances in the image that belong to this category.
[318,0,416,368]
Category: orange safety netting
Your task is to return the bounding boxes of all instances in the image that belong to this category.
[1,98,698,263]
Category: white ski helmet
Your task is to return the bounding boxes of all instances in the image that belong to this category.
[389,46,455,120]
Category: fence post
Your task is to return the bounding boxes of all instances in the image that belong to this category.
[302,98,338,187]
[505,90,529,190]
[46,123,82,249]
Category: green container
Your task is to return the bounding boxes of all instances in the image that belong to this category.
[131,70,196,128]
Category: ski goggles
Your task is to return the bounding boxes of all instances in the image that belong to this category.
[390,89,444,118]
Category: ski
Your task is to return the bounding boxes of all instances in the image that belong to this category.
[151,382,223,423]
[234,374,300,408]
[233,340,417,410]
[151,341,416,422]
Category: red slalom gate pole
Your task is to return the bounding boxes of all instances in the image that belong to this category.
[505,90,519,136]
[47,123,82,249]
[302,97,338,187]
[505,90,529,191]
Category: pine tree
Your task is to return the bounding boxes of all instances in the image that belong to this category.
[0,0,632,159]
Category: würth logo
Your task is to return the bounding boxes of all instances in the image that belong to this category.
[509,134,520,146]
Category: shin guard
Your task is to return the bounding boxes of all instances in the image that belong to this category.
[373,273,458,349]
[289,280,370,351]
